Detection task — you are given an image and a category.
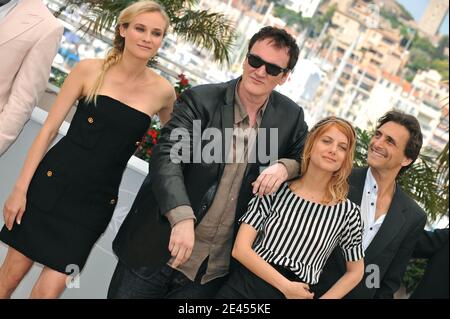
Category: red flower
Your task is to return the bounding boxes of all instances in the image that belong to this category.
[149,129,158,139]
[180,78,189,86]
[175,73,191,96]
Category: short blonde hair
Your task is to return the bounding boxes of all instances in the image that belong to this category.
[300,116,356,204]
[86,1,170,104]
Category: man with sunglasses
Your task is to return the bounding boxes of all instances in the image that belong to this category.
[109,26,309,298]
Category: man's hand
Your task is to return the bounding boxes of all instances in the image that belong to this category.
[168,218,195,268]
[252,163,288,197]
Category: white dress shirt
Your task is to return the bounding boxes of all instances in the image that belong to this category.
[0,0,19,21]
[360,168,387,251]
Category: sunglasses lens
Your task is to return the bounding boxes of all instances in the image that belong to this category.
[247,54,285,76]
[248,54,263,69]
[266,64,282,76]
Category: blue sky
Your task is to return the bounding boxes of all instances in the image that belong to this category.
[396,0,449,35]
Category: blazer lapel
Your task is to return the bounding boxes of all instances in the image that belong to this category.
[348,167,368,205]
[364,186,406,263]
[217,78,238,177]
[0,1,44,46]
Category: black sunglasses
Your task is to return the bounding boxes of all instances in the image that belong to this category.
[246,53,290,76]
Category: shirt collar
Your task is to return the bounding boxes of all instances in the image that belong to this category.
[365,167,378,195]
[234,79,268,126]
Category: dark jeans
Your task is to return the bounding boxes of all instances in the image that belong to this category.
[216,262,303,299]
[107,260,226,299]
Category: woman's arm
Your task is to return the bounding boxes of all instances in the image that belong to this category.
[320,259,364,299]
[158,83,176,126]
[2,60,89,230]
[232,223,314,299]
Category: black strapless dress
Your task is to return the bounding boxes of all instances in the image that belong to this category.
[0,95,150,274]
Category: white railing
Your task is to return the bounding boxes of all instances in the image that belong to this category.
[0,107,148,298]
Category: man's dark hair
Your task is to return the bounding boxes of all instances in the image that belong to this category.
[248,26,299,71]
[376,110,423,175]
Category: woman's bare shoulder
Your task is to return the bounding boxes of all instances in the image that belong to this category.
[75,58,103,72]
[147,69,176,99]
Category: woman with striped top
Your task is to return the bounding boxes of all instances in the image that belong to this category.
[217,117,364,299]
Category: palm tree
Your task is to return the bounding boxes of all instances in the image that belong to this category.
[59,0,236,64]
[436,141,449,217]
[436,87,449,220]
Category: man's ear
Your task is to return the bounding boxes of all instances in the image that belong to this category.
[278,71,290,85]
[401,156,413,168]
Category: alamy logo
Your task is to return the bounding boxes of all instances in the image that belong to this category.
[169,121,279,164]
[365,264,380,289]
[65,264,80,289]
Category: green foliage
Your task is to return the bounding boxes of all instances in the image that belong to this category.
[403,259,427,294]
[273,4,335,37]
[400,26,411,38]
[380,8,403,29]
[308,4,336,38]
[319,5,336,29]
[170,8,235,65]
[436,35,449,59]
[404,70,415,83]
[49,67,68,88]
[62,0,235,64]
[354,127,372,168]
[406,34,449,81]
[134,117,161,162]
[407,48,432,73]
[436,142,449,211]
[412,36,437,57]
[431,59,449,81]
[398,152,448,222]
[273,6,310,30]
[377,9,447,82]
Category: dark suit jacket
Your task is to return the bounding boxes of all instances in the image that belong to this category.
[312,167,427,298]
[112,78,308,272]
[410,228,449,299]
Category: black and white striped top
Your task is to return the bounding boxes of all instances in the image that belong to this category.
[240,182,364,285]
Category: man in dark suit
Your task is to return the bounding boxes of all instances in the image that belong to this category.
[410,227,449,299]
[313,110,427,299]
[107,26,309,298]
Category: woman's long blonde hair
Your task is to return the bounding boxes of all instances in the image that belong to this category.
[86,1,170,104]
[300,116,356,204]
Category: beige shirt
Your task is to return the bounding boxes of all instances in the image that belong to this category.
[166,84,300,283]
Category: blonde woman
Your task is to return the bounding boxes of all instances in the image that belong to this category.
[217,117,365,299]
[0,1,175,298]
